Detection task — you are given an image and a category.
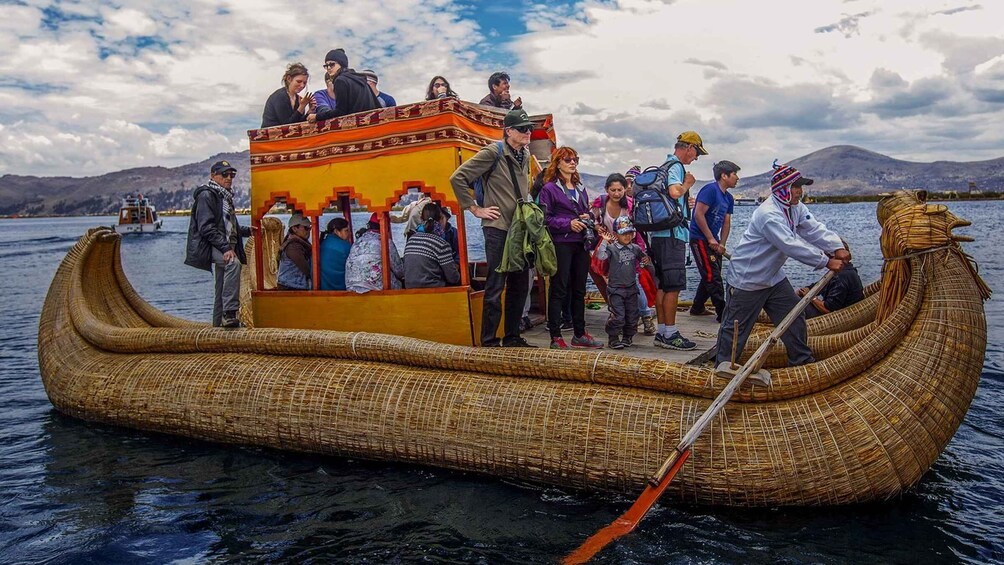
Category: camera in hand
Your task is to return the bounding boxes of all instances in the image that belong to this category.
[580,216,597,250]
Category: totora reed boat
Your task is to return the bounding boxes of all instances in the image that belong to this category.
[38,99,990,507]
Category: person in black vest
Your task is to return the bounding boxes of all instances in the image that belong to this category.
[315,49,380,120]
[184,160,251,328]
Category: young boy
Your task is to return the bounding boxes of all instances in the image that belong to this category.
[596,216,651,349]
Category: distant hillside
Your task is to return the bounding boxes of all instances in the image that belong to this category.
[1,145,1001,216]
[0,151,251,216]
[732,146,1004,198]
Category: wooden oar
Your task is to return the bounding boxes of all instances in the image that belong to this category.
[563,269,837,565]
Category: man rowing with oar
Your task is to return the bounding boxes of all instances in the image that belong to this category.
[716,162,849,367]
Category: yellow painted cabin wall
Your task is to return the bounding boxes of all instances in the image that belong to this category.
[253,287,482,346]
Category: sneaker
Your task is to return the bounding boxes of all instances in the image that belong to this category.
[586,303,602,310]
[608,336,624,350]
[561,318,573,330]
[221,312,241,329]
[622,335,634,348]
[519,315,534,332]
[550,337,570,350]
[660,331,696,351]
[641,315,656,336]
[571,332,604,349]
[502,336,538,348]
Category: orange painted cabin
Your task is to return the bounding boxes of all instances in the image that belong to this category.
[247,98,557,346]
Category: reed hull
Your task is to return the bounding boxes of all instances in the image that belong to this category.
[38,196,986,507]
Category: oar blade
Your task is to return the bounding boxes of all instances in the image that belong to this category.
[563,449,691,564]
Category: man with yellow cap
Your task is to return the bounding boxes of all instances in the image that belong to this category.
[650,131,707,351]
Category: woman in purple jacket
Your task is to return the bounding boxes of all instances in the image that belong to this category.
[537,147,603,350]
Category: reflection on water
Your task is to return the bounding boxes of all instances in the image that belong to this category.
[1,202,1002,563]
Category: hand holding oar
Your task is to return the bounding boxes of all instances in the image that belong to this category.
[563,269,837,565]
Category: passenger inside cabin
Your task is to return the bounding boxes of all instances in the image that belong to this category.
[320,217,352,291]
[261,62,314,128]
[426,76,459,100]
[404,203,461,289]
[277,213,313,290]
[438,205,460,264]
[345,213,404,293]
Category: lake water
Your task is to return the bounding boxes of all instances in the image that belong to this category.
[1,201,1001,563]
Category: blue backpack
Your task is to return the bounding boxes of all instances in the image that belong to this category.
[631,159,688,232]
[472,141,504,207]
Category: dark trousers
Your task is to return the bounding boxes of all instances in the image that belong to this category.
[482,227,530,346]
[547,242,589,338]
[605,286,639,338]
[715,278,814,367]
[691,239,725,318]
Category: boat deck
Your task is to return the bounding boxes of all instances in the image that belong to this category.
[520,305,722,364]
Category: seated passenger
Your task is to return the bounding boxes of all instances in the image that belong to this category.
[439,206,460,264]
[277,213,313,290]
[308,73,336,122]
[405,204,461,289]
[261,62,314,128]
[358,69,396,108]
[317,49,380,120]
[345,213,404,293]
[798,239,864,318]
[479,71,521,110]
[426,76,459,100]
[319,217,352,290]
[390,193,431,238]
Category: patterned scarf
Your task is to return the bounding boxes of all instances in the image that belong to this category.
[209,179,237,240]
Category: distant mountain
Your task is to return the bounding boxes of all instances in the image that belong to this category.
[731,145,1004,198]
[1,145,1001,217]
[0,151,251,216]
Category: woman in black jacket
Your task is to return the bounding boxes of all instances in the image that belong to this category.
[261,62,314,128]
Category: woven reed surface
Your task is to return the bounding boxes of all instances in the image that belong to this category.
[37,195,988,506]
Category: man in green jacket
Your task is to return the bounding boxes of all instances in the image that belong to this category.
[450,108,535,347]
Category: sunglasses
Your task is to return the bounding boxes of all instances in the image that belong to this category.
[433,82,447,88]
[512,125,533,134]
[323,62,337,69]
[561,156,579,164]
[220,171,236,178]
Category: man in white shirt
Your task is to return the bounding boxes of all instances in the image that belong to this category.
[715,162,849,367]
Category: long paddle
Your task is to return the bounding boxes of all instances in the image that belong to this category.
[563,269,837,564]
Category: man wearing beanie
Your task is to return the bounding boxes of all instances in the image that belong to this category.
[715,162,849,368]
[315,48,380,120]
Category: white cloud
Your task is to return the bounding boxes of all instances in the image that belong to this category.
[0,0,1002,180]
[509,0,1004,179]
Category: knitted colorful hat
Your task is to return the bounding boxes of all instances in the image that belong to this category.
[625,165,642,179]
[770,160,801,204]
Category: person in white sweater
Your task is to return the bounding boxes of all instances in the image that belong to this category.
[716,162,849,367]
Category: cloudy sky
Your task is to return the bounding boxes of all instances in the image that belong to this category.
[1,0,1002,180]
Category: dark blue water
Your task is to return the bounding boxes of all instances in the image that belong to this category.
[2,203,1002,564]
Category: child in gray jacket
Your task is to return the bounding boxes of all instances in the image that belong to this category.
[595,216,651,349]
